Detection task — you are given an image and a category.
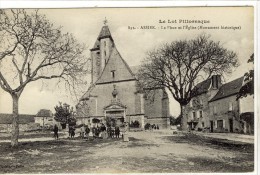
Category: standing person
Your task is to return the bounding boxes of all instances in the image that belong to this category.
[68,126,72,138]
[115,126,120,138]
[85,125,90,140]
[53,124,59,140]
[81,125,85,139]
[107,126,112,138]
[92,126,97,139]
[100,123,107,139]
[111,128,115,138]
[71,126,75,138]
[123,123,129,142]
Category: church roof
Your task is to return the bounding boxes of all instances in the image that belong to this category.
[80,84,96,101]
[209,76,244,102]
[91,25,113,50]
[96,47,136,84]
[36,109,52,117]
[130,65,140,76]
[98,25,112,40]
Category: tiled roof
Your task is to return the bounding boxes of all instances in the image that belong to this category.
[36,109,52,117]
[130,66,140,76]
[91,25,113,50]
[97,25,112,40]
[80,84,96,101]
[209,77,244,102]
[0,113,35,124]
[191,78,212,97]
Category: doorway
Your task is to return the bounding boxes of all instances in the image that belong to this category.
[229,119,233,132]
[210,121,213,132]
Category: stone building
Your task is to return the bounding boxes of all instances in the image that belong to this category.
[183,75,253,134]
[208,77,246,133]
[35,109,53,127]
[76,23,170,129]
[183,75,222,131]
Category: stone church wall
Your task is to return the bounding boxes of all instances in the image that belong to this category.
[88,80,137,116]
[144,89,166,118]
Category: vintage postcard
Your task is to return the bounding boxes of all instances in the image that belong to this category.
[0,7,255,174]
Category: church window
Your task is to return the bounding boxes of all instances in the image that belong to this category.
[104,51,106,56]
[111,70,115,79]
[104,41,106,47]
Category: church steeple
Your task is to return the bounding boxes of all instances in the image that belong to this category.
[90,20,115,83]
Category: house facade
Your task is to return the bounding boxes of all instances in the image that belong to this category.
[184,75,254,134]
[208,77,244,133]
[35,109,53,127]
[183,75,221,131]
[76,23,170,129]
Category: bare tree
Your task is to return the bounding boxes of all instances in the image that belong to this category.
[0,9,88,147]
[138,34,239,130]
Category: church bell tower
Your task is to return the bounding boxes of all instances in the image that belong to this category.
[90,18,114,83]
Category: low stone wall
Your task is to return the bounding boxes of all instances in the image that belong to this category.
[0,123,40,133]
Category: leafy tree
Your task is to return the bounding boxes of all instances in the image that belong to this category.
[54,102,76,128]
[138,34,238,130]
[237,54,254,99]
[0,9,87,146]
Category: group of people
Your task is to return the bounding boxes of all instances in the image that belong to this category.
[80,124,122,139]
[80,125,91,139]
[107,126,121,138]
[150,124,160,130]
[53,123,124,140]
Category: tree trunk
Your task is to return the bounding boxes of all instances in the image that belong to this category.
[180,104,187,131]
[11,94,19,147]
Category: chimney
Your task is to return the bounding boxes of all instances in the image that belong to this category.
[211,75,222,89]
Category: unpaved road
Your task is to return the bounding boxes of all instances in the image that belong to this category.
[0,131,254,173]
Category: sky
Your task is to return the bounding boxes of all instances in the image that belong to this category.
[0,7,254,116]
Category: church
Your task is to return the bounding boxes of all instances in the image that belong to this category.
[76,22,170,129]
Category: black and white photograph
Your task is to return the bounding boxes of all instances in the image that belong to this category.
[0,6,256,173]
